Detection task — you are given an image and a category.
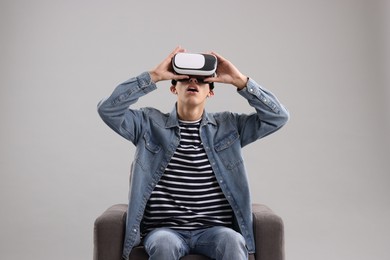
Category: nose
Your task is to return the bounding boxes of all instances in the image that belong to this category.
[189,77,198,83]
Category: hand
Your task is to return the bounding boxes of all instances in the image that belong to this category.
[204,52,248,90]
[149,46,189,83]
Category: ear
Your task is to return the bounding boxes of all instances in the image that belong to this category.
[208,90,214,97]
[170,85,177,94]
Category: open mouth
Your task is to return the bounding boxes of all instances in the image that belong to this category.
[187,87,199,92]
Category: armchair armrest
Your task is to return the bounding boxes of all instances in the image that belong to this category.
[93,204,127,260]
[252,203,285,260]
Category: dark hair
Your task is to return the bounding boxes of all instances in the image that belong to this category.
[171,79,214,90]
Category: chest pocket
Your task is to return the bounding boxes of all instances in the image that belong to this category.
[135,132,161,171]
[215,131,239,151]
[143,132,161,153]
[214,131,243,170]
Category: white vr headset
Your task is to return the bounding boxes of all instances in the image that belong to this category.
[172,53,217,76]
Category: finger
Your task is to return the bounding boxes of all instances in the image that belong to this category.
[210,51,226,62]
[203,75,220,83]
[165,47,186,68]
[170,46,186,58]
[172,74,189,81]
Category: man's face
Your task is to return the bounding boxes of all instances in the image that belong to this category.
[172,77,214,107]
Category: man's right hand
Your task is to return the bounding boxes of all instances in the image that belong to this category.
[149,46,189,83]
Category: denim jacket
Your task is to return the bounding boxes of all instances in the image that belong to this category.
[97,72,289,259]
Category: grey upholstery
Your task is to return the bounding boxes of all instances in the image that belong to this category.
[94,203,284,260]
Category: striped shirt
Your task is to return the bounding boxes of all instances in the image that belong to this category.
[141,119,233,236]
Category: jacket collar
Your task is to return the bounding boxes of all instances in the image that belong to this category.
[165,103,217,128]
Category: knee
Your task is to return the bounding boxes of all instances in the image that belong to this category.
[144,228,188,258]
[218,229,246,249]
[215,228,247,259]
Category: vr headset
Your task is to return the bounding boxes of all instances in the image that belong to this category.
[172,53,217,76]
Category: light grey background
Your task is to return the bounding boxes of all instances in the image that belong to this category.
[1,0,389,259]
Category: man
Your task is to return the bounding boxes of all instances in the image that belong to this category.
[98,46,289,260]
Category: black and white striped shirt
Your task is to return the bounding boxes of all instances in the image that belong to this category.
[141,119,233,236]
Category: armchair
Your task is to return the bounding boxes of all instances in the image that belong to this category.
[94,203,284,260]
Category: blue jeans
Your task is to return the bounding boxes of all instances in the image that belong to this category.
[143,226,248,260]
